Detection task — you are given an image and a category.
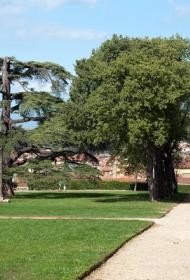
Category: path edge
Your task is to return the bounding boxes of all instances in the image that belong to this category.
[76,222,154,280]
[159,192,190,219]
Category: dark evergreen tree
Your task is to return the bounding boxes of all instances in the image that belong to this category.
[0,57,70,200]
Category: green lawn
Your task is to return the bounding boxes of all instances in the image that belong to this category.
[0,219,151,280]
[0,187,188,280]
[0,190,186,218]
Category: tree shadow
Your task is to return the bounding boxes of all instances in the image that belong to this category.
[95,193,150,203]
[14,191,151,202]
[14,192,118,200]
[14,191,186,203]
[95,193,188,203]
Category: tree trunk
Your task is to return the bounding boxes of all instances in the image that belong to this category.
[146,144,172,201]
[154,148,163,199]
[134,172,138,191]
[0,147,3,201]
[163,149,177,196]
[0,57,12,199]
[3,180,14,198]
[1,57,11,133]
[146,146,157,201]
[146,141,178,201]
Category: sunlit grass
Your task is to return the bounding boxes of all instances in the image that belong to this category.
[0,190,182,218]
[0,219,151,280]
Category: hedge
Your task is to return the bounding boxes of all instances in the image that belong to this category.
[26,173,148,191]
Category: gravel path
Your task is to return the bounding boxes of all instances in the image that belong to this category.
[85,198,190,280]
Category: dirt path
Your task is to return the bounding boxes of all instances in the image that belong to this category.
[85,198,190,280]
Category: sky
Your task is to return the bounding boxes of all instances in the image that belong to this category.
[1,0,190,74]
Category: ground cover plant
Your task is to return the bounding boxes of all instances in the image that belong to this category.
[0,220,151,280]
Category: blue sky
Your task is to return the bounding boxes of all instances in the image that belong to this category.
[1,0,190,74]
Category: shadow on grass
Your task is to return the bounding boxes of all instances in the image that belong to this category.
[14,191,152,202]
[95,193,150,203]
[14,191,150,201]
[95,193,189,203]
[14,190,188,203]
[15,192,119,200]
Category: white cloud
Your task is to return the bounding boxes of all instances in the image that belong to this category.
[168,0,190,18]
[16,24,107,41]
[175,4,190,17]
[0,0,104,42]
[0,0,25,15]
[33,0,99,9]
[0,0,99,15]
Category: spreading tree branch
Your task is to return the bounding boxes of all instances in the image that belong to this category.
[10,147,99,167]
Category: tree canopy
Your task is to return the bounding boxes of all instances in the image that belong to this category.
[63,35,190,200]
[0,57,70,198]
[2,35,190,201]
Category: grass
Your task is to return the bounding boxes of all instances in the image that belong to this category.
[0,185,188,279]
[0,190,184,218]
[0,219,151,280]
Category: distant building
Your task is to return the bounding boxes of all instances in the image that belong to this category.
[13,142,190,184]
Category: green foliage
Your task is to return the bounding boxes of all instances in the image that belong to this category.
[0,128,27,152]
[9,59,71,94]
[26,173,67,190]
[27,177,135,191]
[18,92,62,118]
[27,160,53,171]
[28,104,76,148]
[0,57,70,127]
[66,35,190,168]
[0,57,72,196]
[73,164,101,178]
[5,161,101,190]
[5,158,147,190]
[0,128,30,167]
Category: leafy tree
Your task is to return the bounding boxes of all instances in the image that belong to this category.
[0,57,70,200]
[66,35,190,201]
